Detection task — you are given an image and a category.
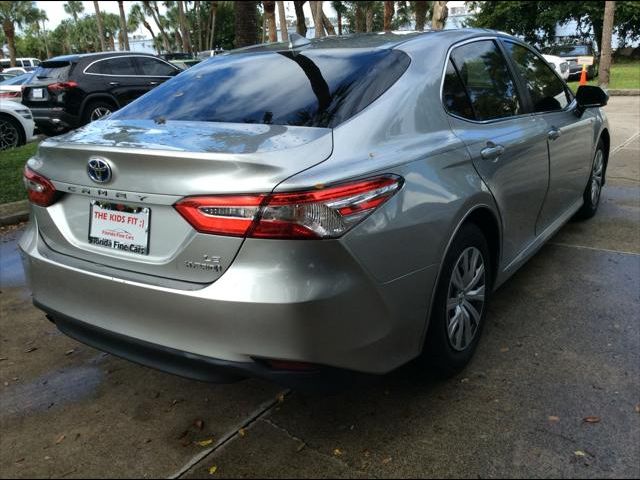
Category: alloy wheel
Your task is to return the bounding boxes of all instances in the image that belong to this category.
[446,246,486,352]
[590,150,604,206]
[90,107,112,122]
[0,119,20,151]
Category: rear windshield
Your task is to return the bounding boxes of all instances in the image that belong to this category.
[33,61,72,81]
[548,45,590,56]
[111,49,410,128]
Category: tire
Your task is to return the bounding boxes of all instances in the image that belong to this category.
[423,223,492,378]
[574,140,605,220]
[82,100,116,125]
[0,114,25,151]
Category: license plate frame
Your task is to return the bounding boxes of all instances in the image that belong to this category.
[88,201,151,255]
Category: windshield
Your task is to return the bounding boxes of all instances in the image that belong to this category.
[0,73,34,85]
[111,49,410,128]
[548,45,590,56]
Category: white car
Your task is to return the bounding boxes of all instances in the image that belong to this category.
[0,73,33,102]
[2,67,31,75]
[543,54,570,81]
[0,100,35,150]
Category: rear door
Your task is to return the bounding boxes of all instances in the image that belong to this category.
[133,56,179,95]
[444,39,550,267]
[84,56,145,106]
[502,40,594,233]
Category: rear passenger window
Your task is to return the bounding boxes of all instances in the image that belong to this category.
[87,57,137,76]
[443,59,474,119]
[503,41,570,113]
[450,40,523,121]
[136,57,176,76]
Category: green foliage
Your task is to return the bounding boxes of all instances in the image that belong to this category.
[0,141,38,204]
[466,1,640,50]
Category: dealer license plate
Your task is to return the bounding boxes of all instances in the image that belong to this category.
[88,201,150,255]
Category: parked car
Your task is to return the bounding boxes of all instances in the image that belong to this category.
[542,54,570,80]
[3,67,32,75]
[21,52,180,136]
[0,57,41,70]
[0,100,35,150]
[546,43,599,79]
[0,72,17,81]
[0,72,35,102]
[20,30,610,390]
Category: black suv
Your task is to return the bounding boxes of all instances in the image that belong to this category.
[21,52,180,135]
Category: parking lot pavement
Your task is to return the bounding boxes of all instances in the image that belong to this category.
[1,97,638,479]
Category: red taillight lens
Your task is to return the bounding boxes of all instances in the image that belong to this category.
[174,175,403,239]
[47,81,78,93]
[0,91,20,99]
[23,167,58,207]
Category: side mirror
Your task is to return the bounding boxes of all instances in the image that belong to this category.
[576,85,609,109]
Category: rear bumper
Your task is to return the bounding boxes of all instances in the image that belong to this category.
[20,220,438,382]
[29,107,79,132]
[40,303,359,392]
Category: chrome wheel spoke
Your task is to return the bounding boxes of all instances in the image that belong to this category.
[466,285,485,303]
[462,309,472,346]
[462,299,481,325]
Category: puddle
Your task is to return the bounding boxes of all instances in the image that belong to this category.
[0,225,26,289]
[0,357,106,417]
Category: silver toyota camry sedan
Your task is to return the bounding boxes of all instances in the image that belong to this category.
[20,30,610,390]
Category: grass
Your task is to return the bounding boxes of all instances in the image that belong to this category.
[567,60,640,92]
[0,142,38,204]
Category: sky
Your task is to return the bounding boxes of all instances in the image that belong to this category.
[35,1,336,37]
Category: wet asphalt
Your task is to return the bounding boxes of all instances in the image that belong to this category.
[0,97,638,479]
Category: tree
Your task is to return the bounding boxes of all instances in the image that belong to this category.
[293,0,307,36]
[93,1,107,51]
[599,1,616,88]
[263,1,277,41]
[31,9,49,58]
[275,1,288,42]
[414,0,428,31]
[235,1,258,47]
[311,1,326,37]
[64,1,84,23]
[207,1,219,49]
[467,1,640,51]
[117,1,129,50]
[431,1,447,30]
[0,1,39,67]
[177,0,191,52]
[332,1,347,34]
[143,1,172,52]
[384,1,394,32]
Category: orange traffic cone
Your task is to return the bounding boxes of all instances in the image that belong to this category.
[579,64,588,86]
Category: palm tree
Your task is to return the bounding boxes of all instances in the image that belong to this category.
[384,1,394,32]
[431,1,447,30]
[130,3,158,53]
[310,1,325,38]
[276,1,288,42]
[0,1,39,67]
[176,0,191,52]
[293,0,307,36]
[207,1,219,49]
[332,1,346,35]
[414,0,428,31]
[64,1,84,23]
[234,1,258,47]
[263,1,277,42]
[117,1,130,50]
[31,8,50,58]
[142,1,172,52]
[93,1,107,51]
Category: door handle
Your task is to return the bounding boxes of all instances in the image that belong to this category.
[109,81,120,86]
[149,81,159,86]
[480,142,505,160]
[548,128,562,140]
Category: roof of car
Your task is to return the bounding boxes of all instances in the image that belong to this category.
[229,29,514,54]
[46,51,158,63]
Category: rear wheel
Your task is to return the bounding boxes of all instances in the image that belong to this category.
[423,223,492,377]
[0,115,25,150]
[575,140,605,220]
[82,100,116,125]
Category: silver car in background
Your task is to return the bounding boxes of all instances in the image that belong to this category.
[20,30,610,390]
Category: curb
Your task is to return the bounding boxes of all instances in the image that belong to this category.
[0,200,29,226]
[609,89,640,96]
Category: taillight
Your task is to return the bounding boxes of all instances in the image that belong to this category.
[47,81,78,93]
[23,167,58,207]
[0,91,20,99]
[174,175,403,239]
